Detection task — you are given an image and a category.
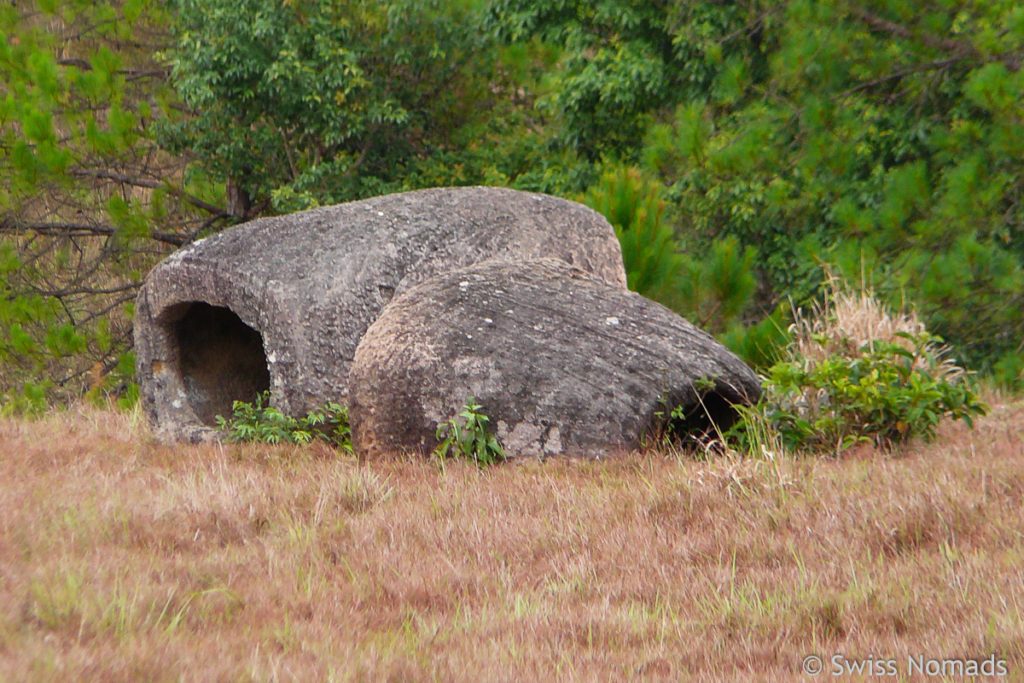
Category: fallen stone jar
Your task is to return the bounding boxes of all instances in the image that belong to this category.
[349,258,763,459]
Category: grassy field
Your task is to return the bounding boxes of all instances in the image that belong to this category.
[1,399,1023,681]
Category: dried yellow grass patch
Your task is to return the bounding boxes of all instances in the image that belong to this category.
[1,402,1023,680]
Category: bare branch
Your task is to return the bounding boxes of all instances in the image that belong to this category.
[0,220,189,247]
[57,56,171,81]
[124,68,172,82]
[342,134,376,179]
[29,281,141,297]
[57,57,92,70]
[70,169,228,217]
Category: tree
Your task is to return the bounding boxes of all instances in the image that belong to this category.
[582,165,788,369]
[496,0,1024,377]
[160,0,511,214]
[645,0,1024,373]
[0,0,227,410]
[489,0,765,159]
[0,0,564,410]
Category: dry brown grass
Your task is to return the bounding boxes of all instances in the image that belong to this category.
[2,400,1024,681]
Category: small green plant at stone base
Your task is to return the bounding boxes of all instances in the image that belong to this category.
[215,391,353,452]
[434,397,507,468]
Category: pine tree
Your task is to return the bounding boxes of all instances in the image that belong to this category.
[0,1,225,409]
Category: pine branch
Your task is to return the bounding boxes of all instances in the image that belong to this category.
[836,56,966,99]
[849,7,976,58]
[850,7,1021,71]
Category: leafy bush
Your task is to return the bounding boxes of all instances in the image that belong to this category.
[434,397,507,467]
[742,336,988,455]
[786,280,965,383]
[728,282,987,455]
[215,391,352,451]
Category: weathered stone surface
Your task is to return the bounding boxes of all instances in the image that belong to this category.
[134,187,626,441]
[349,258,762,459]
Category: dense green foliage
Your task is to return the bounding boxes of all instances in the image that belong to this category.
[581,166,789,367]
[216,390,353,450]
[734,335,988,455]
[3,0,1023,417]
[490,0,760,159]
[434,397,507,467]
[161,0,509,213]
[493,0,1024,380]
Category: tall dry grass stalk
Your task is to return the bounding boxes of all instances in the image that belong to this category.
[2,402,1023,680]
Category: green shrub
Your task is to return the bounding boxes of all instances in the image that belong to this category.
[734,335,988,455]
[727,282,987,455]
[717,304,791,371]
[992,352,1024,393]
[434,397,507,467]
[215,391,352,452]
